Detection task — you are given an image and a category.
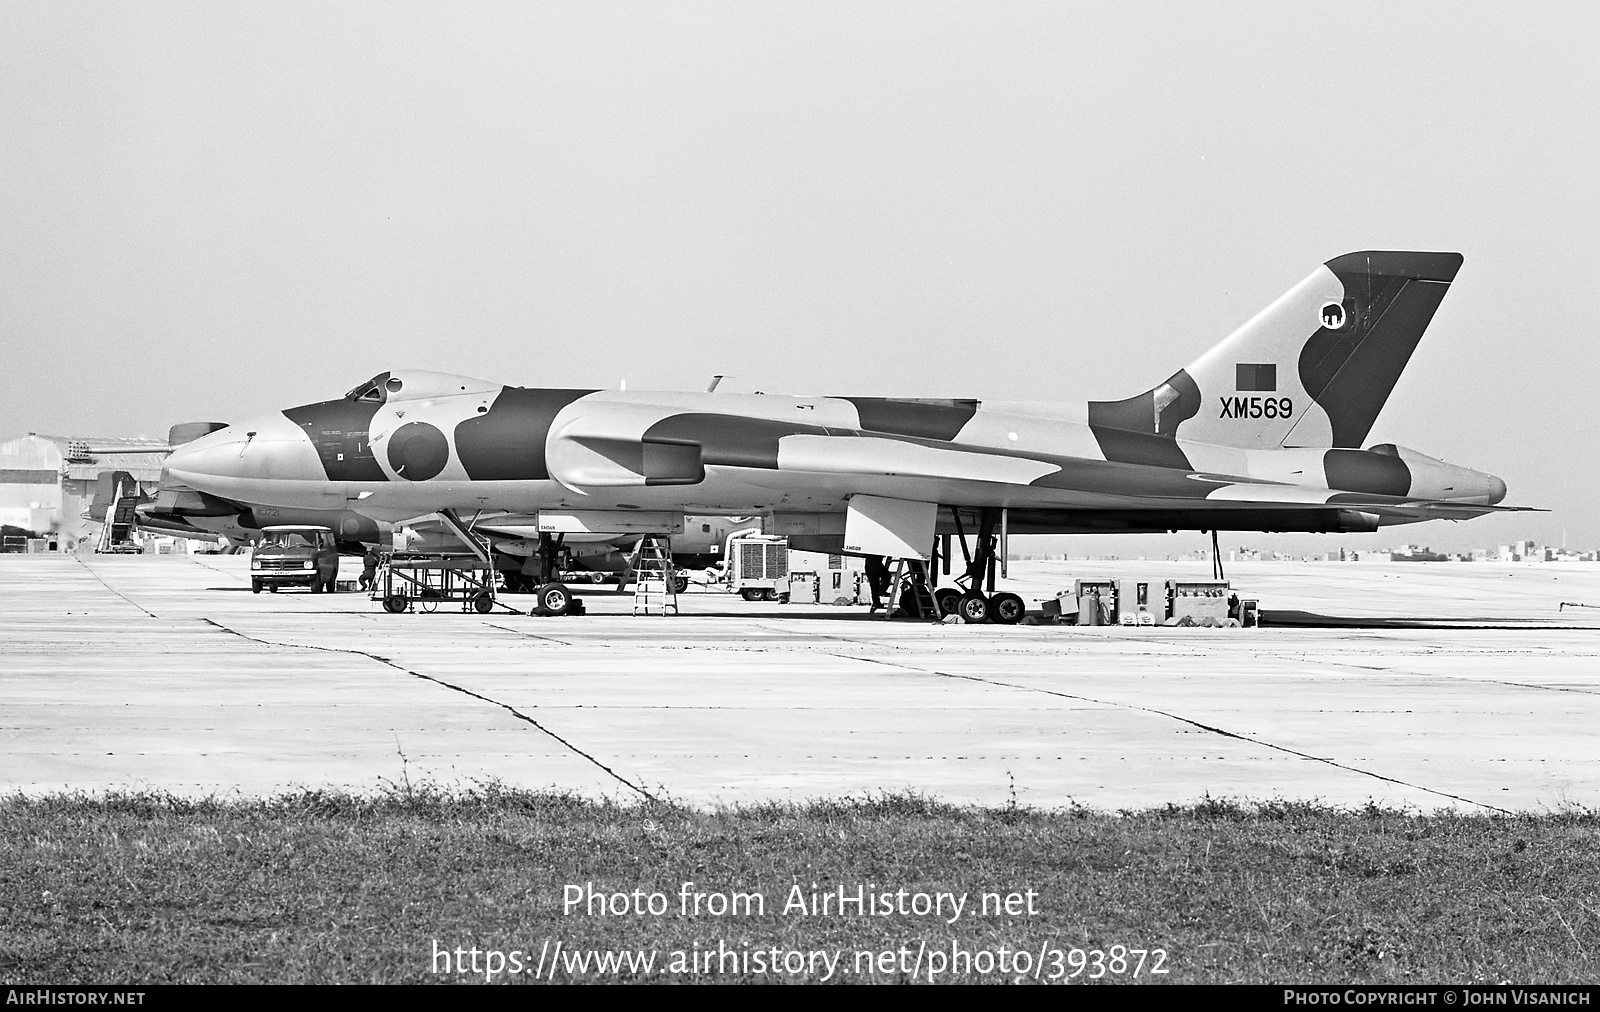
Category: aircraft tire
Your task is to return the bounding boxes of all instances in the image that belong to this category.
[933,588,962,617]
[987,592,1027,625]
[383,595,408,614]
[956,591,989,623]
[536,583,572,616]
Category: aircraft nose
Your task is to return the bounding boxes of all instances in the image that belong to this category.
[165,411,327,498]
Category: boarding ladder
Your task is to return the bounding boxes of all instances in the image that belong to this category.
[631,535,679,616]
[884,559,940,620]
[431,509,492,564]
[96,479,141,554]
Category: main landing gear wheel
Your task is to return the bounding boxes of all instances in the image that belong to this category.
[383,595,408,614]
[956,591,989,624]
[987,591,1027,625]
[535,582,572,616]
[933,588,962,617]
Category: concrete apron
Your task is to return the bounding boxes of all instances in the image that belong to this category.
[4,554,1600,812]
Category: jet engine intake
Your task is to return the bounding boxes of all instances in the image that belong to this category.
[549,435,705,487]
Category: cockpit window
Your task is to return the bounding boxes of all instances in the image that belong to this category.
[344,372,392,403]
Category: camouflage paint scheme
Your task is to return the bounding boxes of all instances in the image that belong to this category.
[164,252,1517,542]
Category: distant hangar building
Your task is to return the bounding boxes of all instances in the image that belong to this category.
[0,434,168,551]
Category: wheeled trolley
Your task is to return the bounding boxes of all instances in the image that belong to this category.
[373,553,507,614]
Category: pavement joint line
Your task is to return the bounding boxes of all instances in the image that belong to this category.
[829,652,1515,815]
[484,621,896,655]
[188,557,245,582]
[754,622,906,649]
[482,622,576,646]
[72,556,159,620]
[196,617,656,803]
[1308,657,1600,697]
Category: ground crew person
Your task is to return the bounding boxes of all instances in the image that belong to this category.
[865,555,891,612]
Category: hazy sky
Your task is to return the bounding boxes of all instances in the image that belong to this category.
[3,2,1596,552]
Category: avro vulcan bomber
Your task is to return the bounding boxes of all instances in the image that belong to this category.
[159,251,1523,620]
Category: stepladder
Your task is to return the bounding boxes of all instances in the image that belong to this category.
[884,558,941,619]
[632,535,679,615]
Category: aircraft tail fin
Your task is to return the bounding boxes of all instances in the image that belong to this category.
[1089,251,1463,453]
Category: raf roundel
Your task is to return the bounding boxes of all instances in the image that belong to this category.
[387,421,450,481]
[1319,301,1347,330]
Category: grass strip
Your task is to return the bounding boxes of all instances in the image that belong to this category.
[2,788,1596,984]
